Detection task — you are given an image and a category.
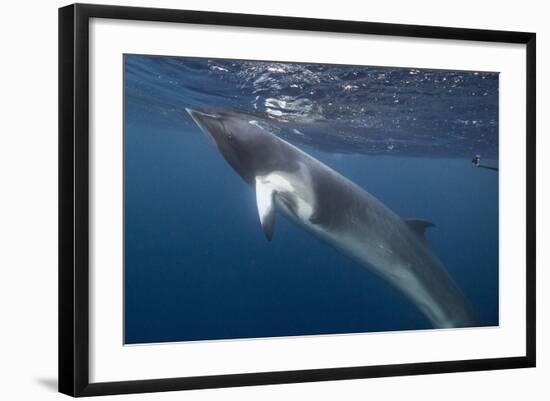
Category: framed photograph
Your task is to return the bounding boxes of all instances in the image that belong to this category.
[58,3,536,397]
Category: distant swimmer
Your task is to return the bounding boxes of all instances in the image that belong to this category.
[471,154,498,172]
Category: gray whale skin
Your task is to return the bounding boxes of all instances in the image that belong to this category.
[187,108,477,329]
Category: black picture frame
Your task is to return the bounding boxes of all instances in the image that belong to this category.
[59,3,536,397]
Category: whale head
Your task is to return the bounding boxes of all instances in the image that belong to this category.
[186,108,292,186]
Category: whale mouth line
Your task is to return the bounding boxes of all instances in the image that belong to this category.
[185,107,219,146]
[185,107,219,119]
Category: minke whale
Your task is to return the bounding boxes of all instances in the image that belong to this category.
[187,108,477,329]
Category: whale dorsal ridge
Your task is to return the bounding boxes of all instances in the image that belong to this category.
[255,177,276,241]
[405,218,435,239]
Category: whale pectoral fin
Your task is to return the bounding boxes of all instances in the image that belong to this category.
[255,179,276,241]
[405,218,436,239]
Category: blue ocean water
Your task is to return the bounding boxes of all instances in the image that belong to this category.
[124,55,499,344]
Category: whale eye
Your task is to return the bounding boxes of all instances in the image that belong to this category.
[227,133,234,141]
